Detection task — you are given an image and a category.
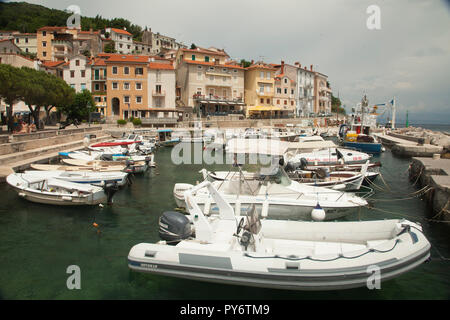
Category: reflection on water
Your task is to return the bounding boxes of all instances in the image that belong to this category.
[0,146,448,299]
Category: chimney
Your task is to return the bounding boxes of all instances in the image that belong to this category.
[310,64,313,71]
[294,61,300,67]
[281,60,285,74]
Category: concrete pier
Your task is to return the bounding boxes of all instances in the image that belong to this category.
[374,132,444,157]
[409,157,450,221]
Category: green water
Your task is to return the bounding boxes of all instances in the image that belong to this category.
[0,146,449,300]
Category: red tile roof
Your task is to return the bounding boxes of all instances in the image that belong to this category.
[148,62,174,70]
[41,60,65,68]
[91,57,107,66]
[109,28,132,36]
[102,53,149,63]
[246,63,277,71]
[38,26,68,32]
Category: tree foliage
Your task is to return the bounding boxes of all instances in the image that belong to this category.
[0,64,76,131]
[0,2,143,40]
[331,94,346,114]
[240,59,252,68]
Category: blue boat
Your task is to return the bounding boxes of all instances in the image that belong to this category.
[339,124,382,154]
[157,129,180,147]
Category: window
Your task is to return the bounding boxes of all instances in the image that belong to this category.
[25,48,29,53]
[260,98,264,104]
[127,45,130,49]
[112,67,118,74]
[259,85,264,93]
[291,89,294,95]
[127,37,130,41]
[15,38,19,43]
[284,88,287,94]
[136,96,142,103]
[209,67,214,71]
[205,56,209,62]
[277,99,280,104]
[70,70,75,78]
[42,41,46,47]
[260,71,264,79]
[81,70,85,78]
[197,66,202,69]
[70,84,75,89]
[284,100,287,105]
[124,82,130,90]
[135,67,143,75]
[291,101,294,106]
[136,82,142,90]
[155,85,161,93]
[192,54,195,61]
[42,31,46,36]
[94,83,100,91]
[266,72,270,80]
[119,44,123,48]
[124,96,130,103]
[284,78,288,84]
[119,35,122,40]
[75,60,80,66]
[81,83,86,90]
[112,82,118,89]
[25,38,28,44]
[124,67,129,74]
[266,99,270,104]
[277,88,281,94]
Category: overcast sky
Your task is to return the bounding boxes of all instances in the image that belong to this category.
[20,0,450,124]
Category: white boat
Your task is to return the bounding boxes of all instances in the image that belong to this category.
[30,163,126,172]
[128,180,431,290]
[6,173,117,206]
[62,158,151,173]
[285,147,371,169]
[23,170,129,187]
[174,166,368,221]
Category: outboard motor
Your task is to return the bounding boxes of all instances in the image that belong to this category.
[299,157,308,170]
[102,180,119,205]
[158,211,192,245]
[144,156,151,166]
[125,160,135,173]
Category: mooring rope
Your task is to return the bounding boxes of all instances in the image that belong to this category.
[367,205,450,224]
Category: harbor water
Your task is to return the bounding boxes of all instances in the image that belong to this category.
[0,145,449,299]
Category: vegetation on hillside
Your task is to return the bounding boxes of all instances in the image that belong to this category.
[0,2,143,40]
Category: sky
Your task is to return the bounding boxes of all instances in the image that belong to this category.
[15,0,450,124]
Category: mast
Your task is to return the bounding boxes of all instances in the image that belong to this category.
[391,97,396,129]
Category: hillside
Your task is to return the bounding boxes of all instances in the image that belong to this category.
[0,1,143,40]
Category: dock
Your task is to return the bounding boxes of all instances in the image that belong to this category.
[0,126,111,182]
[373,132,444,157]
[409,157,450,221]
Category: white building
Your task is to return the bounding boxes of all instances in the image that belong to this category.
[295,62,315,117]
[62,55,92,93]
[105,27,133,54]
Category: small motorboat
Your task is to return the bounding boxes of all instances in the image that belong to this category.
[62,157,152,173]
[128,180,431,291]
[174,166,369,221]
[30,163,126,172]
[23,170,130,187]
[6,173,119,206]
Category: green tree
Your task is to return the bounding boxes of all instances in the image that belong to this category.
[104,41,116,53]
[240,59,252,68]
[0,64,23,132]
[190,43,197,49]
[331,94,346,114]
[59,89,96,122]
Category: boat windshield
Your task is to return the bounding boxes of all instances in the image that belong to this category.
[260,167,292,187]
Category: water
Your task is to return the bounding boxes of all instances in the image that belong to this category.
[0,146,449,300]
[390,123,450,133]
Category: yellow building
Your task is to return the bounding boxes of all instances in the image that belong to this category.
[244,61,282,119]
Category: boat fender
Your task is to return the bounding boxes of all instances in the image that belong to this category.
[311,203,326,221]
[300,158,308,169]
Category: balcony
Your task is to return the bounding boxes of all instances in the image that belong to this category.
[193,94,244,104]
[92,74,107,81]
[152,90,166,97]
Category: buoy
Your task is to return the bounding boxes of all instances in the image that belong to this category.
[311,203,326,221]
[93,222,99,228]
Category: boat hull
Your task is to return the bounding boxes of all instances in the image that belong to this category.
[343,141,382,154]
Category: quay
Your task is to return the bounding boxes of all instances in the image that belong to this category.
[409,157,450,221]
[0,125,111,182]
[373,131,445,157]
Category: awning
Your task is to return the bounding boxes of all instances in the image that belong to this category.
[247,106,283,112]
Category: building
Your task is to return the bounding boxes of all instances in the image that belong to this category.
[175,47,245,118]
[90,57,108,115]
[105,28,133,54]
[76,29,103,57]
[39,60,65,78]
[36,26,79,61]
[104,53,149,119]
[13,33,37,54]
[0,52,37,69]
[132,41,152,55]
[314,72,332,115]
[0,30,19,40]
[143,59,180,126]
[244,61,279,119]
[294,62,315,117]
[273,61,297,118]
[62,55,92,93]
[0,39,21,55]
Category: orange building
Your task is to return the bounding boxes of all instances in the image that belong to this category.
[104,53,149,120]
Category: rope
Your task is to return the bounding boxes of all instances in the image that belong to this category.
[243,239,400,262]
[367,205,450,224]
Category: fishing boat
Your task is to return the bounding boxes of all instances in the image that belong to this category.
[158,129,180,147]
[128,180,431,290]
[174,166,368,221]
[23,170,130,187]
[62,157,152,173]
[6,173,118,206]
